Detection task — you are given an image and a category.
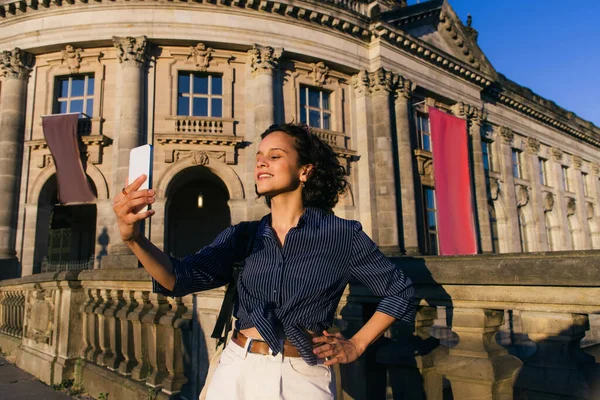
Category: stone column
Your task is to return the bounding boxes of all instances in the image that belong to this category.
[525,138,549,250]
[246,45,281,220]
[549,148,570,250]
[572,155,592,249]
[452,103,492,253]
[437,308,522,399]
[516,312,596,399]
[102,36,148,268]
[369,68,400,253]
[497,126,522,252]
[590,163,600,248]
[393,78,420,255]
[0,48,34,279]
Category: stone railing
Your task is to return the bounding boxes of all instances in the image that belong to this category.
[0,252,597,399]
[167,116,235,136]
[311,128,355,158]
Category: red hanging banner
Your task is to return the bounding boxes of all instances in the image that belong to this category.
[42,114,96,204]
[429,107,478,255]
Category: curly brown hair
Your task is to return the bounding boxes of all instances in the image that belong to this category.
[256,123,348,211]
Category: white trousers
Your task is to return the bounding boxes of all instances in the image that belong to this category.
[205,339,336,400]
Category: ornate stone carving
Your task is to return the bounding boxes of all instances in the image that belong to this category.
[414,149,434,185]
[394,75,412,101]
[0,48,34,80]
[248,44,282,75]
[24,284,54,345]
[587,203,595,220]
[61,45,83,73]
[572,155,583,170]
[309,61,329,87]
[37,154,54,169]
[567,198,576,217]
[352,70,370,94]
[489,178,500,201]
[166,150,226,165]
[113,36,148,67]
[498,126,514,144]
[526,138,540,155]
[189,43,214,72]
[543,191,554,213]
[370,68,396,93]
[516,184,529,208]
[591,163,600,176]
[550,147,563,163]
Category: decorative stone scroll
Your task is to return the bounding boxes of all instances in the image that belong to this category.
[309,61,329,87]
[248,44,282,74]
[113,36,148,67]
[516,184,529,208]
[189,42,214,72]
[489,178,500,201]
[526,137,540,155]
[498,126,514,144]
[572,155,583,170]
[543,191,554,213]
[0,47,34,79]
[550,147,563,163]
[61,45,83,73]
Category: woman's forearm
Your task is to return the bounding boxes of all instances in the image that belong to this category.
[350,311,396,353]
[126,235,176,290]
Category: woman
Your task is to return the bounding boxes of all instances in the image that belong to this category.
[113,123,415,400]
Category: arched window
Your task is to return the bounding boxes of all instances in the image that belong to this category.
[488,202,499,253]
[518,208,529,252]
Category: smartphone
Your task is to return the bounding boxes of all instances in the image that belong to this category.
[128,144,153,213]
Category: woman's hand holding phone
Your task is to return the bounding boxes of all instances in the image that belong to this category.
[112,174,155,243]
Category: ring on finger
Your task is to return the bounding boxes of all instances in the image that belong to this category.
[122,187,128,195]
[325,356,331,361]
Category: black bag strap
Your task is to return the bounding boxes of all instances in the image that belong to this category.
[211,221,260,347]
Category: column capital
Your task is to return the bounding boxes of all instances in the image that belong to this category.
[550,147,563,163]
[572,155,583,170]
[248,44,282,75]
[567,198,577,216]
[543,191,554,212]
[394,75,412,101]
[370,68,396,94]
[516,184,530,208]
[352,70,370,95]
[497,126,514,145]
[451,101,485,125]
[591,162,600,176]
[526,137,540,155]
[0,48,34,80]
[113,36,148,67]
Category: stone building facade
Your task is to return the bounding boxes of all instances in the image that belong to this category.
[0,0,599,279]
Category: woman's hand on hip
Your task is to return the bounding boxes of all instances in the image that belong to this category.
[312,330,366,366]
[112,174,155,243]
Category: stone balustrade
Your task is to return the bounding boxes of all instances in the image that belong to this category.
[0,252,597,399]
[168,116,235,136]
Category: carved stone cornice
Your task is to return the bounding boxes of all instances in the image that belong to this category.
[550,148,563,163]
[113,36,148,67]
[248,44,282,75]
[189,42,214,72]
[543,191,554,213]
[309,61,329,87]
[566,198,577,217]
[526,138,540,155]
[516,184,529,208]
[572,155,583,170]
[0,48,34,80]
[497,126,514,145]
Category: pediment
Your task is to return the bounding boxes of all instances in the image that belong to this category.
[380,0,497,78]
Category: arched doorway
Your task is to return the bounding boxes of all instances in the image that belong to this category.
[34,174,97,273]
[166,166,231,258]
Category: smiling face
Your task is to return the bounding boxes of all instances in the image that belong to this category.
[255,131,310,199]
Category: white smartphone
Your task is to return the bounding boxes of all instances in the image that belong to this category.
[128,144,153,213]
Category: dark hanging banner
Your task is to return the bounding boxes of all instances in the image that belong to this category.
[42,114,96,204]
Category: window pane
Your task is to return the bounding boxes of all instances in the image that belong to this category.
[423,134,431,152]
[193,97,208,117]
[300,89,307,108]
[308,89,320,108]
[427,211,437,230]
[421,116,429,133]
[309,110,321,128]
[211,98,223,117]
[212,76,223,95]
[425,188,435,210]
[193,75,209,94]
[87,77,95,95]
[322,92,330,110]
[85,99,94,116]
[59,101,68,114]
[429,234,438,255]
[177,95,189,116]
[300,108,308,124]
[71,78,85,97]
[178,74,190,95]
[59,79,70,98]
[323,113,331,130]
[70,99,84,114]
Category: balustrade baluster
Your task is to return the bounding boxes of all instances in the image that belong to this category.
[160,296,191,394]
[143,293,170,388]
[16,291,24,337]
[130,290,152,381]
[117,290,139,376]
[85,289,103,362]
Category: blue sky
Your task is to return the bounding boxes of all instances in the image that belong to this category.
[410,0,600,126]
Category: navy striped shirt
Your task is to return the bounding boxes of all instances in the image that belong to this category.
[153,207,415,365]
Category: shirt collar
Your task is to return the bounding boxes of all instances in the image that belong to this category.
[259,207,326,237]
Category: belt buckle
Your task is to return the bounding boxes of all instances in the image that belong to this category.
[246,337,255,354]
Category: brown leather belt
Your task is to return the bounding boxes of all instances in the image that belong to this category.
[231,330,302,358]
